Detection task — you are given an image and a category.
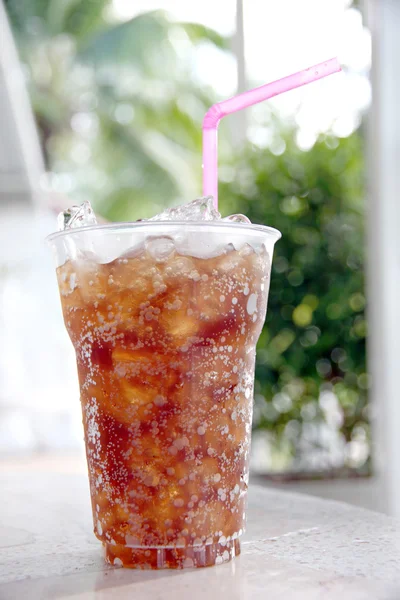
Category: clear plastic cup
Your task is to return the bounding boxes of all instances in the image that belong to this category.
[48,221,281,569]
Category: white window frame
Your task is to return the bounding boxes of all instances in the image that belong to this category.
[365,0,400,517]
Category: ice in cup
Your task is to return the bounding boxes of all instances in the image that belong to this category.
[48,198,281,569]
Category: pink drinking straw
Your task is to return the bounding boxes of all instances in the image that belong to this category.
[202,57,341,208]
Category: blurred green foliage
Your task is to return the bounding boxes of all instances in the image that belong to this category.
[6,0,368,474]
[5,1,227,219]
[220,133,368,473]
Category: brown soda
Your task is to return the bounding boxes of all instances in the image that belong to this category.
[57,243,270,568]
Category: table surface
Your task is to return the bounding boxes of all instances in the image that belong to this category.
[0,465,399,600]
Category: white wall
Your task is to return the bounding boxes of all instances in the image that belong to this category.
[366,0,400,518]
[0,1,81,453]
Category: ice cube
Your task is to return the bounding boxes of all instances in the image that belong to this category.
[222,214,251,224]
[55,198,261,264]
[97,242,145,264]
[145,236,175,261]
[238,243,256,256]
[146,197,220,222]
[175,234,227,259]
[119,243,145,260]
[88,235,145,265]
[57,200,97,231]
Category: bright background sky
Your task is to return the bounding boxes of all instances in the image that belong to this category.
[111,0,371,150]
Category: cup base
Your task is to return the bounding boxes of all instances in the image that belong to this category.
[104,538,241,569]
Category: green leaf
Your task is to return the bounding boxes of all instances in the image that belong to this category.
[77,11,176,70]
[50,0,111,41]
[181,21,230,49]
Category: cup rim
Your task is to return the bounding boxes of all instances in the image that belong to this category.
[47,220,282,244]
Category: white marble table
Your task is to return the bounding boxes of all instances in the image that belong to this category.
[0,467,399,600]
